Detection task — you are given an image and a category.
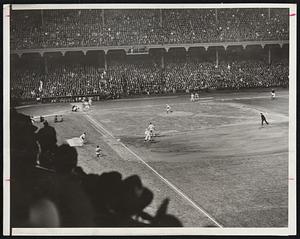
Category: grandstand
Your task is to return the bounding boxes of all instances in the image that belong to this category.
[10,8,289,104]
[11,8,288,49]
[8,7,292,232]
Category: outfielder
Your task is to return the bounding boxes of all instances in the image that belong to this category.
[271,89,276,100]
[166,104,172,114]
[190,93,195,102]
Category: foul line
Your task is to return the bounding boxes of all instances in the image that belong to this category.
[84,113,223,228]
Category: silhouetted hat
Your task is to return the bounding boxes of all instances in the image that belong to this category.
[116,175,153,216]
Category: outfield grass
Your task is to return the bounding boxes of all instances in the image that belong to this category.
[18,89,289,227]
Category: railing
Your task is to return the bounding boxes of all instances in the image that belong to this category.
[11,40,289,57]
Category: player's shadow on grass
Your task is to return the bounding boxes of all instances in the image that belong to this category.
[259,125,271,130]
[154,134,164,138]
[150,140,159,143]
[143,139,160,144]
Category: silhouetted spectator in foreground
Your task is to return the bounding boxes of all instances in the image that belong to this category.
[11,109,60,227]
[151,198,183,227]
[82,172,182,227]
[10,108,38,177]
[51,144,96,227]
[81,171,123,226]
[37,121,57,168]
[53,144,78,174]
[115,175,154,219]
[10,108,182,228]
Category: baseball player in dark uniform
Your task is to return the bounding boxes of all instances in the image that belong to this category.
[260,113,269,125]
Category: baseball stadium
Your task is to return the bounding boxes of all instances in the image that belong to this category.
[7,6,295,232]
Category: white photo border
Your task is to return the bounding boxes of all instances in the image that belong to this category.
[3,3,297,236]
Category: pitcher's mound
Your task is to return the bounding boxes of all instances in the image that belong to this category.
[158,111,193,117]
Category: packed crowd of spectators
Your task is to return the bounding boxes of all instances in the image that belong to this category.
[11,56,289,102]
[11,108,182,227]
[164,59,289,91]
[11,8,289,49]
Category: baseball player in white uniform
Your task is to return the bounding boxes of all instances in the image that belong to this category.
[144,128,151,141]
[148,122,155,137]
[79,132,86,144]
[166,104,172,114]
[271,89,276,100]
[191,93,195,102]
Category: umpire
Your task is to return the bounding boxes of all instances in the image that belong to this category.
[260,113,269,126]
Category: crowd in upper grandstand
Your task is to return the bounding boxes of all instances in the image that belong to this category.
[11,8,289,49]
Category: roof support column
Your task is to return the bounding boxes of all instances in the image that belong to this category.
[216,48,219,67]
[104,52,107,70]
[161,50,165,69]
[268,46,271,65]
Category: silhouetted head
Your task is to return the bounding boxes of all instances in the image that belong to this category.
[10,109,39,178]
[43,121,49,127]
[53,144,78,174]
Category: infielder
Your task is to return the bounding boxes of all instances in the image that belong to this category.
[79,132,86,144]
[148,122,155,137]
[144,128,151,141]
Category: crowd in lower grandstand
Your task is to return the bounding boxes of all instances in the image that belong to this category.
[164,60,289,91]
[11,109,182,227]
[10,58,289,101]
[11,8,289,49]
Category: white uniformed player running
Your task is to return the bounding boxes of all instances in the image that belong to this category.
[166,104,172,114]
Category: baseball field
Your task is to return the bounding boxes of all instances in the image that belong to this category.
[17,88,289,228]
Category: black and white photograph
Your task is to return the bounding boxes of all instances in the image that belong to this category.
[3,3,297,236]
